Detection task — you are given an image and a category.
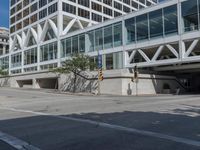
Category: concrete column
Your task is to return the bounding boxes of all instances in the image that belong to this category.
[57,0,63,67]
[3,45,6,55]
[32,78,40,89]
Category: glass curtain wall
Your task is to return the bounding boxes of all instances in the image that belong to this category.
[125,4,178,43]
[61,34,85,58]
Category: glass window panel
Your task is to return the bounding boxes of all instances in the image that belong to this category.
[44,45,48,61]
[79,34,85,53]
[66,38,72,56]
[182,0,198,32]
[149,9,163,38]
[164,5,178,35]
[106,54,113,70]
[136,14,149,41]
[104,25,113,49]
[53,43,57,59]
[72,36,78,53]
[113,23,122,47]
[95,28,103,51]
[49,43,54,60]
[88,31,94,52]
[125,17,135,44]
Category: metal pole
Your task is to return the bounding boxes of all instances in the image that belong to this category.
[98,69,100,95]
[97,37,101,95]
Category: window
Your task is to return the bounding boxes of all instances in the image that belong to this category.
[95,29,103,50]
[103,7,113,16]
[62,3,76,15]
[125,17,135,44]
[0,56,9,70]
[79,34,85,53]
[24,48,37,65]
[11,53,22,68]
[182,0,198,32]
[113,23,122,47]
[92,2,102,12]
[149,9,163,38]
[92,13,102,22]
[87,31,95,52]
[31,3,38,13]
[39,0,47,8]
[40,42,57,62]
[39,8,47,19]
[78,8,90,19]
[78,0,89,7]
[164,5,178,35]
[136,14,149,41]
[61,38,72,58]
[48,3,57,14]
[72,36,78,53]
[104,25,113,49]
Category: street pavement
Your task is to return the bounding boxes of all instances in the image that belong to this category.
[0,88,199,150]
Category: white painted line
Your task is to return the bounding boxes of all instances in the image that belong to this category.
[0,130,40,150]
[0,106,200,147]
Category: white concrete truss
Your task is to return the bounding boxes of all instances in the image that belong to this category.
[125,35,200,68]
[125,42,180,68]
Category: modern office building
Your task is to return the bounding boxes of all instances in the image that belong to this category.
[5,0,200,95]
[0,27,9,70]
[9,0,158,74]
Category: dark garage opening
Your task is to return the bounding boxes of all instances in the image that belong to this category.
[37,78,58,89]
[17,80,33,88]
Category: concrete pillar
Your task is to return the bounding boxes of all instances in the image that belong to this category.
[32,78,40,89]
[3,45,6,55]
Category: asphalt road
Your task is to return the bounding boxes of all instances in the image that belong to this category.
[0,88,200,150]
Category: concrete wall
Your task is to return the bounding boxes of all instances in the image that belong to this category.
[0,70,185,95]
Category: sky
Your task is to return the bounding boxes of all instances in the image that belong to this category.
[0,0,9,28]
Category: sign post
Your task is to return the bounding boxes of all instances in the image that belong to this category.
[97,53,103,95]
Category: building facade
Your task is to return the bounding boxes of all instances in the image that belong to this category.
[0,27,9,70]
[5,0,200,94]
[9,0,158,75]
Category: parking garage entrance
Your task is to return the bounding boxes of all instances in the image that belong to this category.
[152,63,200,94]
[17,79,33,88]
[36,77,58,89]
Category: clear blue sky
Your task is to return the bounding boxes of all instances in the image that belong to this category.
[0,0,9,28]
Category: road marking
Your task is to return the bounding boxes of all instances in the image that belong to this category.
[0,130,40,150]
[0,106,200,147]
